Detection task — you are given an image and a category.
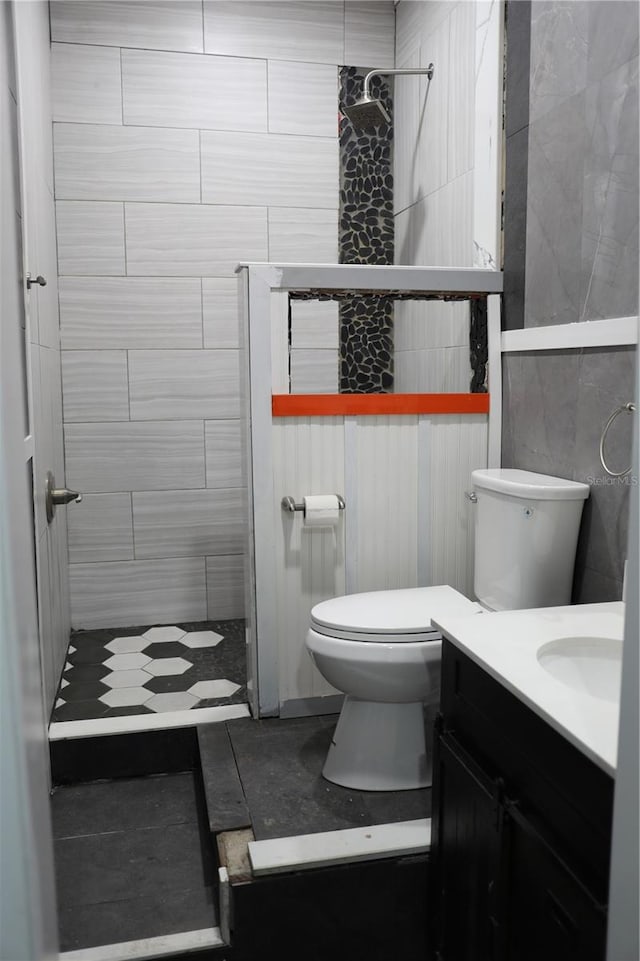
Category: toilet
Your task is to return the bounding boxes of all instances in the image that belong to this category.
[306,468,590,791]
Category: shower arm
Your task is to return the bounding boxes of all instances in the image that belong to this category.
[362,64,435,101]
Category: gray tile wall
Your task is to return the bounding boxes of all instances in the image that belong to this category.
[51,0,394,627]
[507,0,639,329]
[502,1,639,602]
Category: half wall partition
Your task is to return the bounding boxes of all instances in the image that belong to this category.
[239,263,503,717]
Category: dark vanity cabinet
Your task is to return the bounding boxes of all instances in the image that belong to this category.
[431,640,614,961]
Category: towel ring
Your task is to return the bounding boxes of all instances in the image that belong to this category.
[599,402,636,477]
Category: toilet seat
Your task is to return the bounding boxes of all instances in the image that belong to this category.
[310,585,482,643]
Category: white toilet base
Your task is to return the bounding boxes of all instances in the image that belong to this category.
[322,697,431,791]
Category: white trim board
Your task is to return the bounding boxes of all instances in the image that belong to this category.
[49,703,250,741]
[237,262,503,294]
[59,927,224,961]
[501,317,638,352]
[248,817,431,877]
[487,294,503,468]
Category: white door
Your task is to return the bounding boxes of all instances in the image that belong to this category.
[0,2,58,956]
[14,0,71,718]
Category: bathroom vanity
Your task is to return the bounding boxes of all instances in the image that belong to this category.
[430,604,623,961]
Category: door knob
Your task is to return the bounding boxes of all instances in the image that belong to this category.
[26,273,47,289]
[45,471,82,524]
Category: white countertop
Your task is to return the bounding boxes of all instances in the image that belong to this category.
[432,602,625,777]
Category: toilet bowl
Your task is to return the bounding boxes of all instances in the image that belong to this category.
[307,585,482,791]
[305,469,591,792]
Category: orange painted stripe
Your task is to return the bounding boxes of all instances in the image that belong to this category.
[272,393,490,417]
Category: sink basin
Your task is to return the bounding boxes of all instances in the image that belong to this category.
[537,636,623,703]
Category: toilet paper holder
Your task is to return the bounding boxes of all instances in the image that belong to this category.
[281,494,346,513]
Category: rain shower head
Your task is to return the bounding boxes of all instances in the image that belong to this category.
[343,96,391,129]
[343,63,435,131]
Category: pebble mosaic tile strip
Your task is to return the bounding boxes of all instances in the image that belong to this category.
[470,298,488,392]
[51,619,246,722]
[338,65,394,394]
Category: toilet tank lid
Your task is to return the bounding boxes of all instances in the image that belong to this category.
[472,469,590,501]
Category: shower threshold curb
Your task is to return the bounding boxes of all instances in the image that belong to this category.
[248,817,432,876]
[49,703,250,741]
[58,925,225,961]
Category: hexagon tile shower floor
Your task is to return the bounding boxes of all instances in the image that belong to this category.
[51,619,247,721]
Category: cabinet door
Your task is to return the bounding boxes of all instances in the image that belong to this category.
[432,731,504,961]
[503,801,607,961]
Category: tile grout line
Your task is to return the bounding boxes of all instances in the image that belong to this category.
[49,37,349,69]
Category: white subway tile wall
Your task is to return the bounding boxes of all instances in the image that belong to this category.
[56,201,126,276]
[52,0,395,627]
[393,1,475,393]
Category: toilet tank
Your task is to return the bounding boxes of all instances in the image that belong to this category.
[472,469,590,611]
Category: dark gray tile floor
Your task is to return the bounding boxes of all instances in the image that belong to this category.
[51,772,217,951]
[223,715,431,840]
[51,619,247,723]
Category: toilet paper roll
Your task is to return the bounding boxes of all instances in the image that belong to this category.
[302,494,341,528]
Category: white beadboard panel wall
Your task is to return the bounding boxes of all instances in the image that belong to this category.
[263,410,488,707]
[132,489,243,559]
[59,277,203,349]
[206,555,245,620]
[53,123,201,202]
[354,416,419,593]
[271,417,346,706]
[344,2,396,69]
[56,201,125,276]
[205,421,242,489]
[267,208,339,264]
[67,494,134,564]
[124,202,268,277]
[428,415,489,597]
[51,43,122,124]
[121,49,268,132]
[70,558,207,630]
[203,2,344,64]
[50,1,205,53]
[267,62,338,138]
[128,349,240,420]
[61,350,129,422]
[50,0,393,628]
[200,132,339,209]
[202,278,239,349]
[65,421,205,492]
